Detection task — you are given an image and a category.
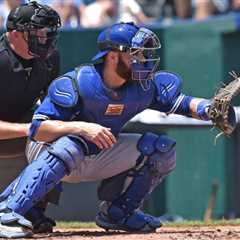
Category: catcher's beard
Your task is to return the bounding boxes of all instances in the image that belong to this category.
[116,55,132,80]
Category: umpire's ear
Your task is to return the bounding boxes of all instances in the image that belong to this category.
[10,30,22,40]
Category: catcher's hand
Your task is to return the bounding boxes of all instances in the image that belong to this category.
[208,72,240,136]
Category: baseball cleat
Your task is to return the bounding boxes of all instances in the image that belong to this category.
[0,211,33,238]
[0,221,33,239]
[95,202,162,232]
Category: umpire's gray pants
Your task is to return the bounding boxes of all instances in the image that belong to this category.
[26,134,141,183]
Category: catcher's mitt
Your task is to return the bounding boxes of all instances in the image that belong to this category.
[208,72,240,136]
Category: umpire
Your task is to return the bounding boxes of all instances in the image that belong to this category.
[0,0,61,233]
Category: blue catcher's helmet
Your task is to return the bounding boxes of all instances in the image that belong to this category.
[92,22,161,90]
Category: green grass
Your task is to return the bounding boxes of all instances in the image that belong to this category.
[166,219,240,227]
[57,221,97,229]
[56,219,240,229]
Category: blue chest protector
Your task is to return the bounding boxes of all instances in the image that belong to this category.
[48,65,155,136]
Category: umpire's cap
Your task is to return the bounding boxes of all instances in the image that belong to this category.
[92,22,139,62]
[6,1,61,31]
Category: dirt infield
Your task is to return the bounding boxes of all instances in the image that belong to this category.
[28,225,240,240]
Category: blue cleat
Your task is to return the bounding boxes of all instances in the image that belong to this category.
[0,202,33,238]
[95,201,162,232]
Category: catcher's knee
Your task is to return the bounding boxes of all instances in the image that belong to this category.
[47,135,86,174]
[137,132,176,175]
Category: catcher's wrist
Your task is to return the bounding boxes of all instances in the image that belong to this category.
[197,100,211,120]
[204,106,210,120]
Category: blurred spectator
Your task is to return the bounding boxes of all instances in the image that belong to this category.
[53,0,81,28]
[135,0,191,24]
[192,0,229,20]
[117,0,150,25]
[174,0,191,19]
[2,0,233,30]
[0,0,24,28]
[135,0,165,19]
[38,0,81,28]
[81,0,116,28]
[232,0,240,11]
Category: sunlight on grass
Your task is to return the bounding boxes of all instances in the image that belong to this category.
[165,219,240,227]
[56,219,240,229]
[57,221,97,229]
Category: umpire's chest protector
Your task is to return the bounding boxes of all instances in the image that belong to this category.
[0,35,59,121]
[70,65,155,135]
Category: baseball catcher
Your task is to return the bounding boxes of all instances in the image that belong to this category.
[0,22,224,238]
[208,72,240,137]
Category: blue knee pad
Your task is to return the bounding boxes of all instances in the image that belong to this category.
[6,135,84,215]
[47,135,85,173]
[102,132,176,221]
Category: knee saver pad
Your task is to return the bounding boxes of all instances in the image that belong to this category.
[137,132,176,175]
[47,135,85,174]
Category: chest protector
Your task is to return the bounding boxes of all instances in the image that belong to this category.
[48,65,155,136]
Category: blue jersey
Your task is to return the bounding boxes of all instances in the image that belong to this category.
[31,64,209,139]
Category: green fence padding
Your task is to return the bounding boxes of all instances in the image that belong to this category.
[166,129,226,219]
[162,14,240,220]
[58,29,101,73]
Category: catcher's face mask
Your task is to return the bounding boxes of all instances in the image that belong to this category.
[129,28,161,90]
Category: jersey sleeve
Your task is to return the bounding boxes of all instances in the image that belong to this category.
[150,71,210,120]
[29,95,78,140]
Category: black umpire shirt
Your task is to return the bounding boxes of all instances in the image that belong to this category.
[0,33,60,122]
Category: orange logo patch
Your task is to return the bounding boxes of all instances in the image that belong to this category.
[105,104,124,115]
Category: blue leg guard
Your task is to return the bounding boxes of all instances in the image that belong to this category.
[4,135,84,216]
[96,132,176,232]
[0,177,19,202]
[0,177,60,234]
[6,152,66,216]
